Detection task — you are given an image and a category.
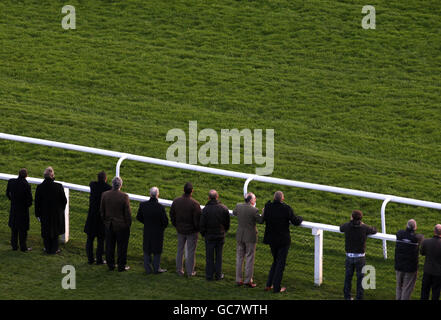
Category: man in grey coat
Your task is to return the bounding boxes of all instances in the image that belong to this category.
[233,192,263,287]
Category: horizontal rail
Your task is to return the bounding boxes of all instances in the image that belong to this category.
[1,132,440,211]
[0,173,396,242]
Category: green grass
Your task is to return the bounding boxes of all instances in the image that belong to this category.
[0,0,440,300]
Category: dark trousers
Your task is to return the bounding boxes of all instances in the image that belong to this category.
[266,244,290,293]
[205,239,224,280]
[343,256,366,300]
[86,234,105,264]
[11,228,28,251]
[43,236,59,254]
[144,252,161,274]
[421,273,441,300]
[105,226,130,271]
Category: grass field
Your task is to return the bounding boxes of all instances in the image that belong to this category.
[0,0,440,300]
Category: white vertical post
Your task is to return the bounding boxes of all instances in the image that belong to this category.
[243,176,255,198]
[116,155,128,177]
[312,227,323,286]
[381,198,391,259]
[61,187,70,243]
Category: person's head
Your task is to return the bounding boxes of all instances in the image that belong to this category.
[150,186,159,199]
[208,189,218,201]
[97,171,107,183]
[43,167,55,180]
[407,219,417,231]
[184,182,193,195]
[274,191,284,202]
[18,168,28,179]
[245,192,256,206]
[434,224,441,237]
[352,210,363,221]
[112,176,123,190]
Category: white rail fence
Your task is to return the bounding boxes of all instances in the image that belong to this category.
[1,132,441,285]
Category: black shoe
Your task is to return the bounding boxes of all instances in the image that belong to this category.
[215,274,225,281]
[118,266,130,272]
[96,260,107,265]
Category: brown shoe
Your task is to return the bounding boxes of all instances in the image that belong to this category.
[264,286,273,292]
[236,281,244,286]
[245,282,257,288]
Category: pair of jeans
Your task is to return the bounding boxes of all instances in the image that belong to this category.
[205,239,224,280]
[43,236,59,254]
[86,234,105,264]
[421,273,441,300]
[105,226,130,271]
[144,252,161,274]
[343,256,366,300]
[266,244,290,293]
[11,228,28,251]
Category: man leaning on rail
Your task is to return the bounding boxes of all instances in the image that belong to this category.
[340,210,377,300]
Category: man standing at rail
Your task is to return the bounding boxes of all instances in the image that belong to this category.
[263,191,303,293]
[170,182,201,277]
[420,224,441,300]
[101,176,132,272]
[35,167,67,254]
[6,168,33,252]
[340,210,377,300]
[233,192,263,288]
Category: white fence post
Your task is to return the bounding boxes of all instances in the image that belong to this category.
[61,187,70,243]
[312,227,323,286]
[381,198,391,259]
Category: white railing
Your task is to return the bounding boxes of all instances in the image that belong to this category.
[1,132,440,285]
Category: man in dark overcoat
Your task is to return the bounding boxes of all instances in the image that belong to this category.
[6,168,33,252]
[35,167,67,254]
[136,187,169,274]
[84,171,111,265]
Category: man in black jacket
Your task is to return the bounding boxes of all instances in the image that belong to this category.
[84,171,111,265]
[137,187,169,274]
[263,191,303,293]
[340,210,377,300]
[200,190,230,281]
[35,167,67,254]
[420,224,441,300]
[6,168,33,252]
[395,219,423,300]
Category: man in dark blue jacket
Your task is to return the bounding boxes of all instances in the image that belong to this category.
[200,190,230,281]
[262,191,303,293]
[395,219,423,300]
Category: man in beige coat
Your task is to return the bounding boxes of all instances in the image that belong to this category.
[233,192,263,287]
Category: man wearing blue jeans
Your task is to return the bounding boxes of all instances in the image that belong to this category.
[340,210,377,300]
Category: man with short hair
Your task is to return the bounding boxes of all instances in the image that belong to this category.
[233,192,263,287]
[137,187,169,274]
[6,168,33,252]
[200,190,230,281]
[101,176,132,272]
[420,224,441,300]
[35,167,67,254]
[170,182,201,277]
[395,219,423,300]
[263,191,303,293]
[340,210,377,300]
[84,171,111,265]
